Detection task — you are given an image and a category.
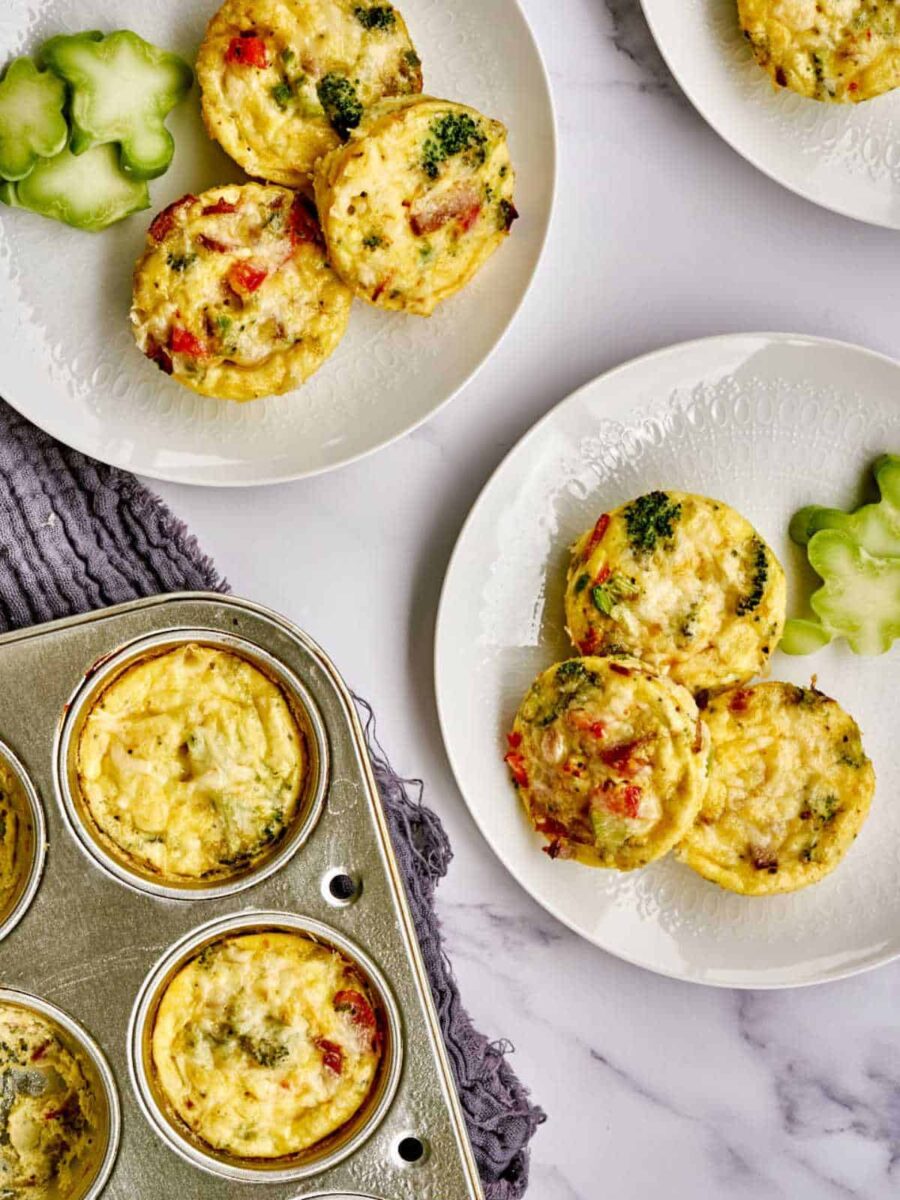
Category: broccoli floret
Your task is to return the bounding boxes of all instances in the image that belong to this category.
[736,537,768,616]
[355,4,396,30]
[166,251,196,272]
[592,574,639,615]
[317,73,363,140]
[624,491,682,554]
[271,80,293,110]
[239,1033,288,1068]
[362,232,383,248]
[422,112,487,180]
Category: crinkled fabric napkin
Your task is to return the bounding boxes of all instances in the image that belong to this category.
[0,399,545,1197]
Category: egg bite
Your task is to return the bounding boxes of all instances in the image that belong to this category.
[197,0,423,189]
[151,931,383,1158]
[677,681,875,895]
[76,643,306,884]
[131,183,352,402]
[565,492,786,696]
[0,1004,104,1199]
[0,759,33,928]
[738,0,900,102]
[505,656,709,870]
[314,96,518,315]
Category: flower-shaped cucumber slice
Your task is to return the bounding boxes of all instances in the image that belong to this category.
[790,454,900,558]
[1,142,150,231]
[0,56,68,182]
[40,30,193,180]
[806,529,900,656]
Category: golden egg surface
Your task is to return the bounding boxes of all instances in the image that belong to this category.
[677,681,875,895]
[506,656,709,870]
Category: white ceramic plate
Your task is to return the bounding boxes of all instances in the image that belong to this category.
[640,0,900,228]
[0,0,554,486]
[436,333,900,988]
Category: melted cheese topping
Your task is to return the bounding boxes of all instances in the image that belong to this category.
[131,183,351,402]
[0,1005,104,1200]
[314,97,517,315]
[507,656,709,870]
[739,0,900,101]
[76,644,306,883]
[565,493,786,695]
[0,761,32,927]
[151,932,382,1159]
[198,0,423,188]
[677,682,875,894]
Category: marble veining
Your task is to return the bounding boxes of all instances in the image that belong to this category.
[152,0,900,1195]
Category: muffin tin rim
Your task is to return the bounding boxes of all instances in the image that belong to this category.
[52,626,331,902]
[0,985,122,1200]
[0,738,47,943]
[126,908,405,1184]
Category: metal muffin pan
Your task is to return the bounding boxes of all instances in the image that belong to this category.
[0,986,120,1200]
[0,593,484,1199]
[55,628,330,902]
[0,740,46,942]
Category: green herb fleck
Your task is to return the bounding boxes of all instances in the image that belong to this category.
[362,232,383,249]
[736,536,768,616]
[317,73,363,139]
[281,48,295,64]
[354,4,396,30]
[167,252,196,272]
[271,80,293,110]
[574,572,591,595]
[624,491,682,554]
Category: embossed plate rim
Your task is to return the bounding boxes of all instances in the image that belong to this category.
[639,0,900,229]
[0,0,557,486]
[435,330,900,989]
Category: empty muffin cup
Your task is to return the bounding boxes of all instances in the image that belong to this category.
[128,911,403,1183]
[54,630,329,900]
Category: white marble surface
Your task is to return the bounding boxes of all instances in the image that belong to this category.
[151,2,900,1196]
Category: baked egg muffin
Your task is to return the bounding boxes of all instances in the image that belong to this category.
[197,0,423,188]
[0,759,34,930]
[314,96,518,315]
[677,681,875,895]
[0,1004,105,1199]
[131,183,351,402]
[738,0,900,102]
[151,931,383,1159]
[76,643,306,884]
[565,492,786,696]
[505,656,709,870]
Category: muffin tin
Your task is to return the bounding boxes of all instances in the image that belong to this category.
[0,592,484,1199]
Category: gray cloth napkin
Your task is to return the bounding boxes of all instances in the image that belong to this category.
[0,399,545,1198]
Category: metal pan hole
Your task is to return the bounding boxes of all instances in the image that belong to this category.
[322,867,361,907]
[395,1135,427,1166]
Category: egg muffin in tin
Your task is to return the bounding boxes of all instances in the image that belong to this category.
[131,184,352,402]
[76,643,307,884]
[0,1004,105,1199]
[739,0,900,102]
[505,656,709,870]
[314,96,518,315]
[565,492,786,696]
[197,0,423,189]
[0,759,34,929]
[677,681,875,895]
[151,931,383,1159]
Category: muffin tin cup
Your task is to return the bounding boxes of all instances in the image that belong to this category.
[0,987,121,1200]
[0,740,46,942]
[128,910,403,1184]
[53,628,330,902]
[0,593,483,1199]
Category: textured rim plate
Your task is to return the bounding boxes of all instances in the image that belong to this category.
[0,0,555,486]
[640,0,900,228]
[435,332,900,989]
